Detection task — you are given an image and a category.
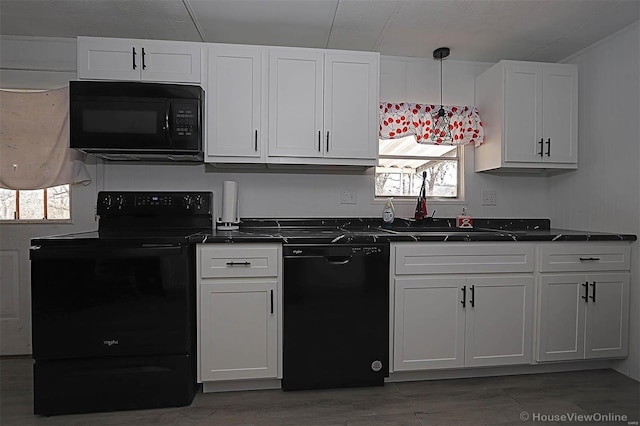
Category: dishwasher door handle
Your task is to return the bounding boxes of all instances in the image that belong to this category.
[323,255,352,265]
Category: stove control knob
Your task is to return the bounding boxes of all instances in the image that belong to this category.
[183,195,194,209]
[194,195,205,209]
[115,195,125,209]
[102,194,113,210]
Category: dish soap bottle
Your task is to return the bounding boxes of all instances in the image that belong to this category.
[383,198,395,225]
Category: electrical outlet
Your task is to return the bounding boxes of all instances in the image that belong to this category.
[481,190,497,206]
[340,190,357,204]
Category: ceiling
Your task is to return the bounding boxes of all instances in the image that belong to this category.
[1,0,639,63]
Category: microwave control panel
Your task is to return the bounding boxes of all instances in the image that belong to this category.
[174,103,197,137]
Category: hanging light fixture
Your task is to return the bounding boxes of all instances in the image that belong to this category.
[431,47,451,142]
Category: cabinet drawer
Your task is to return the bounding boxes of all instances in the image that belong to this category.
[539,244,630,272]
[199,244,279,278]
[393,243,534,275]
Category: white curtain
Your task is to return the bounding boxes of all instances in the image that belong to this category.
[0,87,91,190]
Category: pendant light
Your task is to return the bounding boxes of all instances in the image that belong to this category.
[431,47,451,142]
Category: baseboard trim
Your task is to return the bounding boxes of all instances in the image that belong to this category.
[386,360,613,383]
[201,361,619,392]
[202,378,281,393]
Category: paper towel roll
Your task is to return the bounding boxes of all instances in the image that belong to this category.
[221,180,239,224]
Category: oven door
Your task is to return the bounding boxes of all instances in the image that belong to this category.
[30,242,194,360]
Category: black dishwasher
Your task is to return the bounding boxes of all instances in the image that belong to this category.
[283,244,389,390]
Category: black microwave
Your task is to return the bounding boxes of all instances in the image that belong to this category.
[69,81,204,162]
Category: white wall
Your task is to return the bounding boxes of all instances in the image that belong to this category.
[550,22,640,380]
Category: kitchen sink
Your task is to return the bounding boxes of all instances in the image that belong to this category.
[381,227,492,233]
[379,227,528,235]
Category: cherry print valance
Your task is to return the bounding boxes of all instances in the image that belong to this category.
[379,102,485,147]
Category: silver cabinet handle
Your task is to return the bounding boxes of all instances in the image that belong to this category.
[579,257,600,261]
[326,131,330,152]
[255,130,258,151]
[318,131,321,152]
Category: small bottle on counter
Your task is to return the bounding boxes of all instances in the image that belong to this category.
[383,197,395,225]
[457,207,473,228]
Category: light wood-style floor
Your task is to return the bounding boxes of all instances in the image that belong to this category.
[1,356,638,425]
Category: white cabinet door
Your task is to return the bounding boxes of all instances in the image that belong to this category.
[199,280,277,381]
[77,37,201,83]
[268,49,323,158]
[77,37,141,81]
[464,276,533,367]
[537,274,586,362]
[542,64,578,164]
[324,52,378,160]
[140,40,201,83]
[584,273,629,359]
[503,63,543,163]
[503,63,577,164]
[207,45,264,160]
[393,277,466,371]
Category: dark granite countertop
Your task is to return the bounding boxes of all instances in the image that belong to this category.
[192,218,637,244]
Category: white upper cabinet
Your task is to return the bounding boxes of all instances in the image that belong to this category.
[541,65,578,163]
[206,44,266,161]
[268,49,324,159]
[77,36,201,83]
[324,52,379,161]
[475,60,577,173]
[268,48,379,166]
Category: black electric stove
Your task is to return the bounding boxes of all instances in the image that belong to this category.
[30,191,212,416]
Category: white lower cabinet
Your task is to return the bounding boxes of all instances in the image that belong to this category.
[391,243,535,372]
[394,277,465,370]
[536,244,631,362]
[537,273,629,362]
[394,275,533,371]
[200,280,277,381]
[197,244,282,384]
[464,276,534,367]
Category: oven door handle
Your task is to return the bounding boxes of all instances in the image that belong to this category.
[30,244,186,260]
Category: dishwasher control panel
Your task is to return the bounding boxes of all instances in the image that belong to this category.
[283,244,388,257]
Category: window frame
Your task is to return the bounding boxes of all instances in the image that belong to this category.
[0,185,72,224]
[373,140,466,204]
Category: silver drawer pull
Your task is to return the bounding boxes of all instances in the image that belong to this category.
[226,261,251,266]
[579,257,600,261]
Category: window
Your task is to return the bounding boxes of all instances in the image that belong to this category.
[375,135,461,199]
[0,185,70,221]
